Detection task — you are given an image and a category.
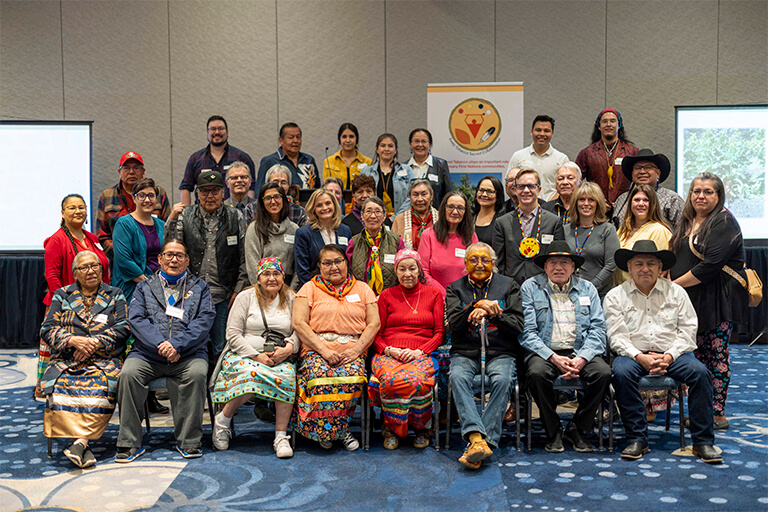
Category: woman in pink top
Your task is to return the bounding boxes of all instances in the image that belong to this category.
[417,191,478,296]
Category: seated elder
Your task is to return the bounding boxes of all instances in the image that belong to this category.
[40,250,129,468]
[368,249,444,449]
[115,240,215,462]
[211,257,299,458]
[391,179,439,250]
[605,240,721,464]
[346,197,405,295]
[446,242,524,469]
[292,245,380,450]
[519,241,611,453]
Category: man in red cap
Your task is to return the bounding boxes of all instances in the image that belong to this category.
[95,151,170,260]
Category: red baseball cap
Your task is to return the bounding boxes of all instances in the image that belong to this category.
[119,151,144,167]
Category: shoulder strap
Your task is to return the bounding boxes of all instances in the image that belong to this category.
[689,229,747,288]
[255,288,270,330]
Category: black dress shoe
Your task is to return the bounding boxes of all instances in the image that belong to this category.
[563,423,593,453]
[545,430,565,453]
[147,392,169,414]
[621,440,649,460]
[692,445,723,464]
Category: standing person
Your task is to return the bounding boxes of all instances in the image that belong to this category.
[223,161,256,212]
[115,240,215,462]
[615,185,671,285]
[575,108,639,209]
[565,182,620,298]
[38,194,110,399]
[493,169,565,286]
[95,150,170,260]
[245,164,307,227]
[417,191,478,297]
[40,251,129,468]
[322,122,372,189]
[611,149,685,230]
[342,174,392,236]
[368,249,444,449]
[406,128,453,206]
[179,115,256,204]
[360,133,415,217]
[391,179,439,250]
[670,172,747,430]
[472,176,506,246]
[543,162,582,224]
[346,197,405,295]
[244,183,299,289]
[255,122,319,190]
[164,171,249,363]
[294,188,353,288]
[506,115,569,201]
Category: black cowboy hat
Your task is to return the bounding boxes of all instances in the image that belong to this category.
[621,149,671,184]
[614,240,676,272]
[533,240,585,269]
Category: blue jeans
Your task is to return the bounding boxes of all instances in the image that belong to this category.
[210,300,229,362]
[450,353,516,449]
[612,352,714,446]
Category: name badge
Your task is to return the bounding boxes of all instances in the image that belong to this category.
[541,234,554,244]
[455,248,466,258]
[284,234,295,244]
[95,243,104,251]
[579,296,591,306]
[428,173,439,182]
[165,305,184,319]
[223,164,232,170]
[338,236,349,245]
[227,235,238,246]
[383,254,395,264]
[397,169,407,177]
[615,157,623,165]
[346,294,361,303]
[93,313,108,324]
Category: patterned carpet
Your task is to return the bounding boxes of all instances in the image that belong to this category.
[0,346,766,512]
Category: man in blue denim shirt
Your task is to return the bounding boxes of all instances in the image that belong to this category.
[519,241,610,453]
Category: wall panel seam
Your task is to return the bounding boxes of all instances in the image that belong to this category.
[59,0,65,119]
[275,0,280,129]
[715,0,720,104]
[167,0,174,202]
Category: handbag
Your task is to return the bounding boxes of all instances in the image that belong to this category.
[258,301,297,363]
[688,235,763,307]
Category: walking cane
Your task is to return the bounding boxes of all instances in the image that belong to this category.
[479,317,488,415]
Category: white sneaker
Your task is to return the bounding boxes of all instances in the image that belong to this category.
[341,432,359,451]
[212,413,231,451]
[319,440,333,449]
[273,434,293,458]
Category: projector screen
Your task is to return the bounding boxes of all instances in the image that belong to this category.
[0,121,92,252]
[676,105,768,241]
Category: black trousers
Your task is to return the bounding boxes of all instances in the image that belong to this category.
[526,354,611,439]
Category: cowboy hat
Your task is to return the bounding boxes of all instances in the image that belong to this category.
[614,240,676,272]
[533,240,585,269]
[621,148,671,184]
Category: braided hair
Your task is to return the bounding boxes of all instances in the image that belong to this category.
[60,194,87,255]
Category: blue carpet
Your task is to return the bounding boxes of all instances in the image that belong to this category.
[1,346,766,511]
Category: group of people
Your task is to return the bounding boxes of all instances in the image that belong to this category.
[38,110,748,472]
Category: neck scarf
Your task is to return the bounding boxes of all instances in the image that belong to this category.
[363,227,384,294]
[404,206,438,249]
[313,273,357,299]
[159,269,186,285]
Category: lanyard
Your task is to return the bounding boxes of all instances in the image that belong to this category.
[574,225,595,255]
[518,207,541,241]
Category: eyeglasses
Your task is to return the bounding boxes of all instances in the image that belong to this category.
[121,165,144,173]
[208,127,227,133]
[515,183,539,191]
[505,178,516,185]
[468,256,492,265]
[134,192,156,201]
[634,164,659,172]
[162,252,187,261]
[320,258,345,268]
[411,139,430,145]
[260,270,283,279]
[446,205,466,212]
[271,179,290,188]
[198,188,221,197]
[227,175,250,181]
[477,188,496,197]
[363,209,384,217]
[263,194,282,203]
[64,205,87,212]
[692,189,716,197]
[75,263,101,273]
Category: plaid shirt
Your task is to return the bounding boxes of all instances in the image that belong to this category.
[243,199,307,227]
[179,143,256,198]
[95,181,170,258]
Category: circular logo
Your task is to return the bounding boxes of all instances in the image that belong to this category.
[448,98,502,151]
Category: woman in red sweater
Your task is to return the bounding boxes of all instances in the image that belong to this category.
[367,249,445,449]
[36,194,109,399]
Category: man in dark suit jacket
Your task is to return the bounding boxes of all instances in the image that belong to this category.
[493,169,565,285]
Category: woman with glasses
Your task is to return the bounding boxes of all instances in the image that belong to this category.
[391,179,439,250]
[292,245,380,450]
[112,178,166,305]
[245,183,299,289]
[360,133,415,218]
[406,128,453,206]
[40,250,129,468]
[472,176,506,246]
[37,194,110,399]
[346,197,405,295]
[417,191,478,297]
[670,172,747,430]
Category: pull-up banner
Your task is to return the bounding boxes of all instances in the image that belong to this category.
[428,82,524,189]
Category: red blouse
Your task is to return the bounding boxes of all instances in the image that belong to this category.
[373,282,445,354]
[43,228,110,305]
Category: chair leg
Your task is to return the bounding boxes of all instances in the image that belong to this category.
[664,389,672,433]
[608,386,614,452]
[526,390,532,451]
[144,399,151,434]
[598,400,604,452]
[514,382,521,452]
[290,429,296,450]
[678,384,685,449]
[207,391,216,432]
[445,383,452,450]
[361,386,370,451]
[433,382,439,451]
[47,437,52,457]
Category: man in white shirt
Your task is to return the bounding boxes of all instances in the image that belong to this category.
[604,240,721,464]
[507,115,569,201]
